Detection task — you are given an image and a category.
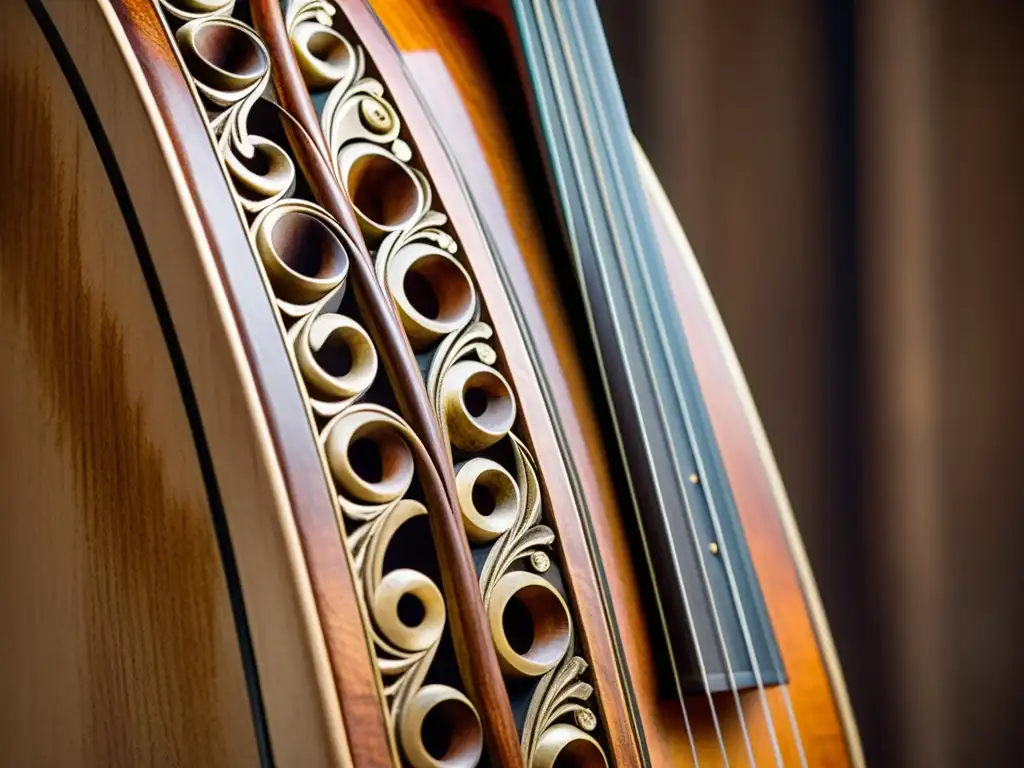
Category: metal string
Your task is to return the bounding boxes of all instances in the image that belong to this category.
[557,1,809,764]
[552,0,815,765]
[523,0,742,763]
[539,0,758,763]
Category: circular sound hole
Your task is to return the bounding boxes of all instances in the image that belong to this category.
[403,270,440,320]
[348,437,383,484]
[420,699,479,762]
[422,707,451,762]
[459,368,515,438]
[397,593,426,628]
[402,254,473,328]
[463,387,489,418]
[502,595,535,655]
[194,24,266,79]
[315,332,353,377]
[471,483,496,517]
[347,153,420,229]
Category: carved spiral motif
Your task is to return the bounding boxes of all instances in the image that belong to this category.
[324,405,484,765]
[252,200,350,305]
[158,0,235,23]
[160,2,484,764]
[283,0,609,759]
[522,651,608,768]
[173,13,296,213]
[455,458,519,543]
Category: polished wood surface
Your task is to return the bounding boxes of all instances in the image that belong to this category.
[1,1,373,764]
[369,0,858,763]
[0,3,258,763]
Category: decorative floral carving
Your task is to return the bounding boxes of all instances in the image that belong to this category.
[285,1,610,761]
[171,11,296,212]
[522,640,607,767]
[156,3,483,765]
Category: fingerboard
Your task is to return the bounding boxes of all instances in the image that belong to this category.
[510,0,785,695]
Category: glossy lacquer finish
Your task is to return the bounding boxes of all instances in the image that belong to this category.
[365,0,863,764]
[5,0,861,764]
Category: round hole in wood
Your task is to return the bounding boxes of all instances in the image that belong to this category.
[344,422,414,501]
[403,253,473,326]
[397,592,426,628]
[193,23,266,80]
[463,387,488,418]
[455,459,519,543]
[271,211,346,281]
[471,483,496,517]
[403,269,439,320]
[460,369,514,432]
[346,152,421,230]
[500,581,570,671]
[420,697,481,763]
[314,330,353,377]
[502,594,534,655]
[306,28,351,71]
[348,437,383,484]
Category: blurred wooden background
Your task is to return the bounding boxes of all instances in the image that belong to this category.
[596,0,1024,764]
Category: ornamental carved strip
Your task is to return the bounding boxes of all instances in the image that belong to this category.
[155,2,484,765]
[286,2,609,765]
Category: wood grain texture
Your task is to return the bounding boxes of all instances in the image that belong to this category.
[106,1,375,762]
[249,2,524,765]
[1,0,374,764]
[0,4,257,763]
[373,2,857,764]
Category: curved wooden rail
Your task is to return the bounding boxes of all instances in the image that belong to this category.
[270,1,648,765]
[249,2,523,765]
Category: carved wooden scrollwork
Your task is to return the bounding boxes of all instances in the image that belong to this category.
[156,2,484,765]
[285,1,610,762]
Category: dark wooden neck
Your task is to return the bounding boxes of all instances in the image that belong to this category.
[506,0,785,696]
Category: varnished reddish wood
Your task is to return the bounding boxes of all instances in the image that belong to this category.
[249,3,524,765]
[111,2,393,765]
[369,0,855,764]
[353,3,645,766]
[648,187,853,766]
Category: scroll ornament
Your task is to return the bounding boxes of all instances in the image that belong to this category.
[166,2,297,212]
[158,2,484,765]
[283,1,610,763]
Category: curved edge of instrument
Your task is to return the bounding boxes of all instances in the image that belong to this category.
[632,136,866,768]
[41,0,365,764]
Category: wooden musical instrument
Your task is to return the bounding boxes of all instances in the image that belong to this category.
[0,0,864,765]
